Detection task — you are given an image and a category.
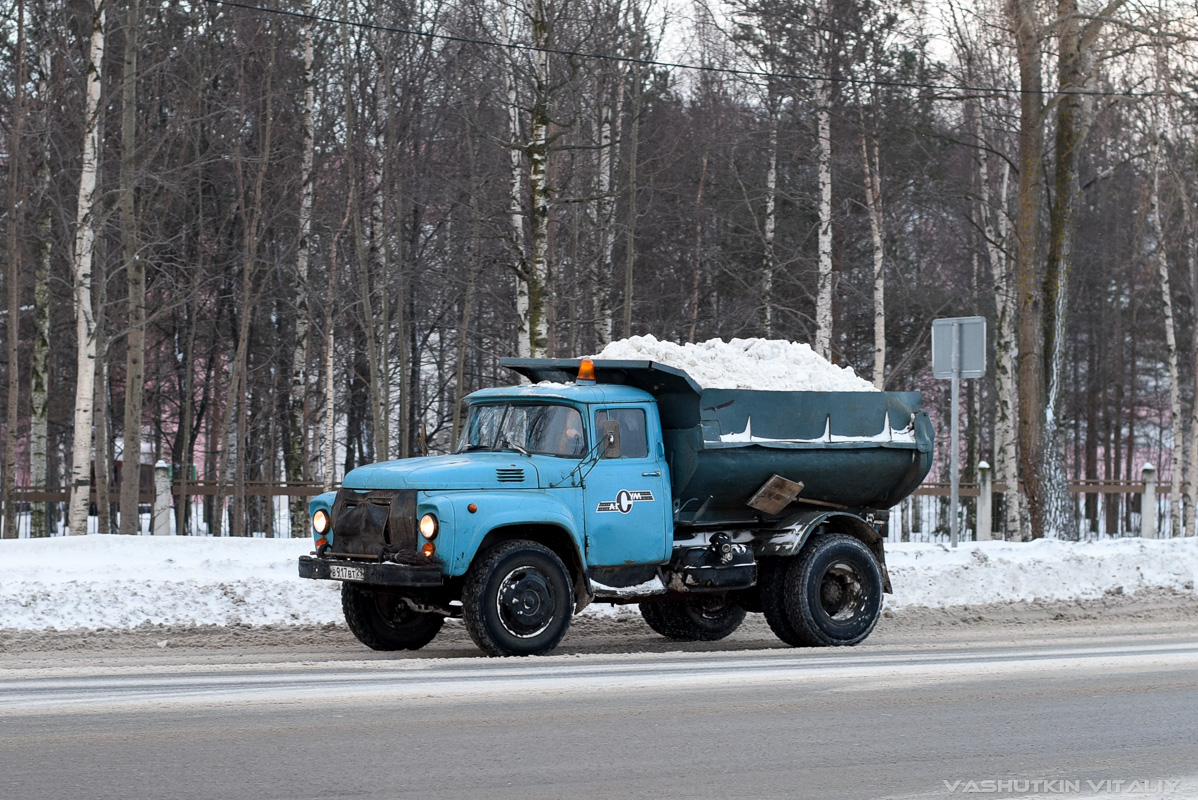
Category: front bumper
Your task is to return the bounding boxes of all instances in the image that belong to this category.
[298,555,443,587]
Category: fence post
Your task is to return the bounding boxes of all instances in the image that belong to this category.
[1141,463,1156,539]
[977,461,992,542]
[153,461,172,536]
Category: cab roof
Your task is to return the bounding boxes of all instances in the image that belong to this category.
[467,381,654,405]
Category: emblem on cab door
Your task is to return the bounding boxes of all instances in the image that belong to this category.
[596,489,655,513]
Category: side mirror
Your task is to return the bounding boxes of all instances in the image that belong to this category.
[600,419,622,459]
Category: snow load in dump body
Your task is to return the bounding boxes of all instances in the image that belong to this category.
[501,358,934,518]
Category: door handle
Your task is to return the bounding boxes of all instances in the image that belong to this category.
[642,471,661,477]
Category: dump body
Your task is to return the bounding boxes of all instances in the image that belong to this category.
[502,358,933,521]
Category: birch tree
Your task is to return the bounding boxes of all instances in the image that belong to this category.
[1147,41,1181,537]
[2,0,26,539]
[67,0,106,536]
[860,130,885,388]
[525,0,552,358]
[28,43,52,539]
[286,2,316,534]
[762,82,779,336]
[813,72,834,360]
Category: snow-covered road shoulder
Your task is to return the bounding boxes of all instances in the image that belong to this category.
[1,535,1196,632]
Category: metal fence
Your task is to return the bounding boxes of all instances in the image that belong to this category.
[892,464,1177,543]
[2,479,329,538]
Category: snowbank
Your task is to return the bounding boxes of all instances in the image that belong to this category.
[591,335,877,392]
[0,536,340,631]
[885,538,1198,609]
[1,536,1195,631]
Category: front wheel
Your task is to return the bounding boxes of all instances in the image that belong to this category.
[462,540,574,656]
[341,583,444,651]
[784,534,883,647]
[639,596,746,642]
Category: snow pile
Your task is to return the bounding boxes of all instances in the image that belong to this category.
[591,335,877,392]
[0,536,1196,631]
[884,538,1198,609]
[0,535,341,631]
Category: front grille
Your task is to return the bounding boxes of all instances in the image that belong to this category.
[330,488,417,558]
[496,468,525,483]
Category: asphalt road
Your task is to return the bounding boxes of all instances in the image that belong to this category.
[2,628,1197,800]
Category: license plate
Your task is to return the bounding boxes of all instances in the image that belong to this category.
[330,564,365,582]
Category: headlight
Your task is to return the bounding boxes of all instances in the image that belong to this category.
[313,509,330,535]
[419,513,438,539]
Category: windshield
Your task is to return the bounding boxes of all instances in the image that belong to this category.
[456,403,587,458]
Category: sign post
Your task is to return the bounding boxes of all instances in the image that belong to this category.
[931,316,986,547]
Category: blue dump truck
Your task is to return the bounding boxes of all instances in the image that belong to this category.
[299,357,933,656]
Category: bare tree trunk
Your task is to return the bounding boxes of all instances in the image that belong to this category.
[622,57,640,340]
[393,188,410,458]
[342,30,385,463]
[860,131,885,387]
[688,150,708,342]
[118,0,144,535]
[323,230,346,492]
[287,4,315,536]
[502,8,531,359]
[979,136,1022,540]
[1013,0,1123,541]
[1011,0,1049,543]
[68,0,106,536]
[177,290,197,536]
[2,0,26,540]
[1149,127,1181,537]
[526,0,551,358]
[453,114,483,445]
[1189,234,1198,536]
[93,246,111,534]
[762,87,778,337]
[227,42,275,537]
[30,78,51,538]
[594,72,620,346]
[371,62,391,460]
[814,79,834,360]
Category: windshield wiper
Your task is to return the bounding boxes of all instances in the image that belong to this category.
[499,437,530,456]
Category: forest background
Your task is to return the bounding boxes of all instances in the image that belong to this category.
[2,0,1197,541]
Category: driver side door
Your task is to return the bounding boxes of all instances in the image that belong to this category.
[582,406,672,567]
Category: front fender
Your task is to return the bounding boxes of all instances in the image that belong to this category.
[435,489,584,577]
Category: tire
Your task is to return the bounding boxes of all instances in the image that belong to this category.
[758,557,806,647]
[462,540,574,657]
[784,534,883,647]
[638,596,746,642]
[341,583,444,651]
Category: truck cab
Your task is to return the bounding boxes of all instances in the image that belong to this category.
[300,357,933,657]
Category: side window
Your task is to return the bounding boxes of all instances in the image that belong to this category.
[595,409,649,459]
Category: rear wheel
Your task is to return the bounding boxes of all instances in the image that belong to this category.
[462,540,574,656]
[784,534,883,647]
[341,583,444,651]
[758,557,806,647]
[638,596,746,642]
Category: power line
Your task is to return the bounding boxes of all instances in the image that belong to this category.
[200,0,1155,99]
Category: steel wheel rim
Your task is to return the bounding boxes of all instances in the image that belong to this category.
[819,561,866,622]
[496,566,556,638]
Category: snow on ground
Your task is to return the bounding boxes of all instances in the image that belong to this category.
[591,335,878,392]
[884,538,1198,609]
[1,535,1196,632]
